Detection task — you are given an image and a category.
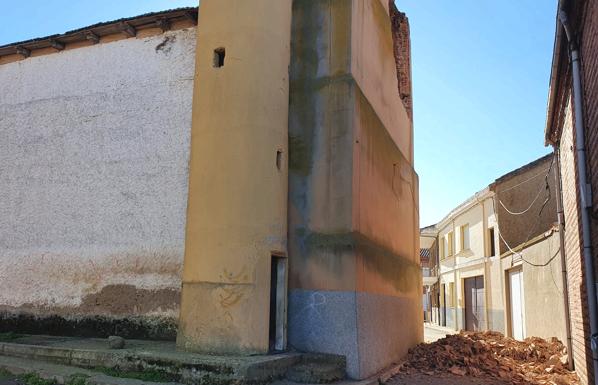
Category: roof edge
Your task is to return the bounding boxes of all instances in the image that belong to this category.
[435,187,493,230]
[492,153,553,186]
[544,0,566,146]
[0,7,198,58]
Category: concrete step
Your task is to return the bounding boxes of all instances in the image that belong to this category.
[0,335,301,384]
[0,355,183,385]
[0,335,362,384]
[285,354,346,384]
[0,356,375,385]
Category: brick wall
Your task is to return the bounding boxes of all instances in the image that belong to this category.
[576,1,598,383]
[389,1,413,120]
[582,0,598,222]
[560,94,591,384]
[549,1,598,383]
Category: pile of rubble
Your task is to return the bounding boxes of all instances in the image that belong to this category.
[401,331,579,385]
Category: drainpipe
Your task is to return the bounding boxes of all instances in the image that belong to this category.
[554,148,574,370]
[477,193,491,332]
[558,10,598,381]
[452,219,458,331]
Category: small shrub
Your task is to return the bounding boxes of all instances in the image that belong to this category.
[17,372,57,385]
[0,332,22,342]
[66,373,90,385]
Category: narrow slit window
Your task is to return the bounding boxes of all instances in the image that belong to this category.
[276,150,283,170]
[488,227,496,256]
[213,47,225,68]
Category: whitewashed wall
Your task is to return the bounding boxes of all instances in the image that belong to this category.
[0,28,196,330]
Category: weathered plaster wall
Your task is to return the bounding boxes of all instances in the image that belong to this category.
[0,27,196,338]
[178,0,292,354]
[353,88,421,377]
[493,155,557,255]
[499,233,567,344]
[351,0,412,163]
[288,0,419,379]
[486,256,506,333]
[420,236,434,250]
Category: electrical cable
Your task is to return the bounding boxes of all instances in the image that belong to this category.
[498,182,547,215]
[492,155,557,268]
[497,158,554,216]
[495,166,552,193]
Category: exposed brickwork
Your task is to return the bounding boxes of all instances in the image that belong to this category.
[547,1,598,383]
[582,0,598,218]
[582,2,598,381]
[560,96,591,385]
[389,1,413,121]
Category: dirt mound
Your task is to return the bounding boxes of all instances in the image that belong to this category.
[401,331,578,385]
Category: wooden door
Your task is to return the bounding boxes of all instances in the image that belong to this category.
[464,276,485,331]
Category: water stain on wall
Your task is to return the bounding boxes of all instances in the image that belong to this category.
[78,284,180,315]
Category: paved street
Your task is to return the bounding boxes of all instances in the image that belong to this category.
[423,322,456,343]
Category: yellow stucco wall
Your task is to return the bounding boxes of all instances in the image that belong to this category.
[177,0,292,354]
[287,0,420,378]
[351,0,412,163]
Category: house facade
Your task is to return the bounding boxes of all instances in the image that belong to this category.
[0,0,420,380]
[423,155,568,345]
[435,187,497,332]
[420,227,437,323]
[544,0,598,383]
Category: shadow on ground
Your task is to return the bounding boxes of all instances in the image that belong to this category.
[389,373,513,385]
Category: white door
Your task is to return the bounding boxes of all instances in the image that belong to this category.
[509,269,525,340]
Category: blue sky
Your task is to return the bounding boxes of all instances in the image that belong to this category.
[1,1,557,227]
[0,1,198,45]
[396,0,557,226]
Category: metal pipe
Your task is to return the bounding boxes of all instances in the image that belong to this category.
[558,10,598,382]
[452,219,458,331]
[476,192,491,332]
[554,148,574,370]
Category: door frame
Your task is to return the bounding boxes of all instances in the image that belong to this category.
[506,266,525,340]
[269,253,288,352]
[464,275,485,331]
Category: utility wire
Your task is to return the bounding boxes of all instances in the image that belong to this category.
[499,182,547,215]
[497,159,553,215]
[495,166,552,193]
[493,154,557,267]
